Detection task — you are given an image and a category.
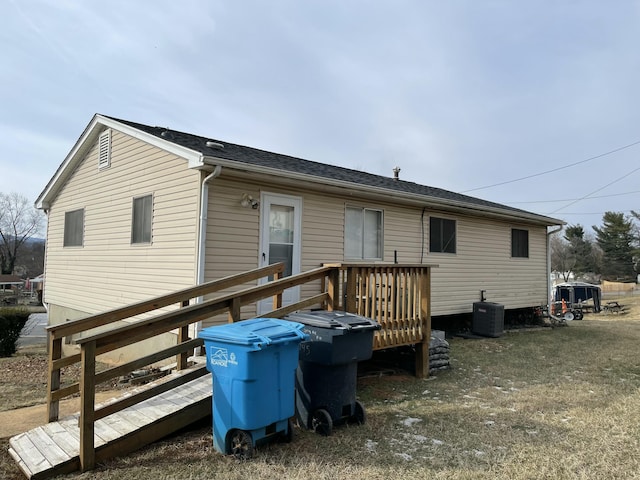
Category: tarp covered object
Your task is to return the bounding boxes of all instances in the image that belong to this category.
[553,282,602,312]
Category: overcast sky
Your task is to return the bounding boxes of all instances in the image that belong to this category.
[2,0,639,234]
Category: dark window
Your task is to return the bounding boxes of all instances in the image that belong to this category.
[430,217,456,254]
[63,209,84,247]
[132,195,153,244]
[512,229,529,258]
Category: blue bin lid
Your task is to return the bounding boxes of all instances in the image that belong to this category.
[198,318,308,347]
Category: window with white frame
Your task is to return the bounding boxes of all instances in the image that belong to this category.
[63,209,84,247]
[98,129,111,169]
[511,228,529,258]
[430,216,456,254]
[131,194,153,244]
[345,207,383,260]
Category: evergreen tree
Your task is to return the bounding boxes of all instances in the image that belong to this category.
[564,225,596,276]
[592,212,636,281]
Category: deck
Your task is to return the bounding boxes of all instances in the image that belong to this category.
[9,371,212,480]
[9,262,433,478]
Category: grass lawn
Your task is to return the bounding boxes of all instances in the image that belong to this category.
[2,295,639,479]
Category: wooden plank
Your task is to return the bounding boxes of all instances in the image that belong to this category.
[51,383,80,402]
[40,423,79,459]
[10,374,213,479]
[93,418,123,445]
[79,340,96,472]
[8,446,34,480]
[58,417,81,441]
[9,432,52,476]
[106,410,148,432]
[94,365,208,420]
[94,338,203,386]
[257,293,328,319]
[47,337,62,422]
[48,262,286,339]
[94,397,212,466]
[228,297,241,323]
[76,265,332,349]
[29,426,72,466]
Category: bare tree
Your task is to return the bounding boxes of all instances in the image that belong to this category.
[0,192,44,275]
[550,232,574,282]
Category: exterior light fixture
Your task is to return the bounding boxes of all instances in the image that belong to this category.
[240,193,259,209]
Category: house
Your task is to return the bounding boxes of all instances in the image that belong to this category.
[36,114,563,360]
[0,274,24,305]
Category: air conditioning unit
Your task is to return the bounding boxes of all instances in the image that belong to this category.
[472,302,504,337]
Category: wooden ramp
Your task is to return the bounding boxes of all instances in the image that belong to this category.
[8,373,212,480]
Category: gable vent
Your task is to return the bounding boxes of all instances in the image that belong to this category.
[98,129,111,169]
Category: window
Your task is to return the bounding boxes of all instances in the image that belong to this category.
[345,207,383,259]
[131,195,153,244]
[98,129,111,169]
[430,217,456,253]
[512,228,529,258]
[63,209,84,247]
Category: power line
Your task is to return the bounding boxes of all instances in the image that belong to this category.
[508,189,640,204]
[544,210,635,215]
[461,139,640,193]
[550,165,640,214]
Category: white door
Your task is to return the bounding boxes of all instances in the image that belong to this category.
[257,193,302,315]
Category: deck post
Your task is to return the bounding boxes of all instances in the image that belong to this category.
[326,267,340,311]
[47,335,62,422]
[345,267,357,313]
[79,339,96,472]
[177,300,190,370]
[415,267,431,378]
[228,297,241,323]
[273,269,283,311]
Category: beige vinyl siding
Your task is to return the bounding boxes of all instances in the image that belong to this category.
[203,178,550,323]
[203,180,261,322]
[426,215,548,315]
[45,129,201,319]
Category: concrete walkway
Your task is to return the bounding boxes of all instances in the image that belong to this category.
[17,312,48,348]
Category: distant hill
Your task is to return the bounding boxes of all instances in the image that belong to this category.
[24,237,45,245]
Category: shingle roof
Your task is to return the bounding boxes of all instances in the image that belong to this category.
[106,116,562,226]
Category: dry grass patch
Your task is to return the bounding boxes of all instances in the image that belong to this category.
[1,295,639,479]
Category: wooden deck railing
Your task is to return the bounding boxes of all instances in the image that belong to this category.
[329,263,434,377]
[45,262,433,472]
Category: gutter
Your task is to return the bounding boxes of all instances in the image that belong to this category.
[193,165,222,339]
[201,156,563,227]
[547,225,564,305]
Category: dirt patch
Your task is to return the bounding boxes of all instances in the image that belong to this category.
[0,389,128,438]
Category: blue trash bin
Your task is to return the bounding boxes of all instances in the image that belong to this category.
[198,318,308,458]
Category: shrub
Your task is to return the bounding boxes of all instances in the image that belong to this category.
[0,307,31,357]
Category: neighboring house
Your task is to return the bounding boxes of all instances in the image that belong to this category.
[36,114,563,358]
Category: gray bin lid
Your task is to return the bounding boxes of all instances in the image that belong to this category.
[285,311,380,331]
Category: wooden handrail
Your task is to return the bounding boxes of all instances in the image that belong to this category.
[45,261,433,473]
[48,262,286,339]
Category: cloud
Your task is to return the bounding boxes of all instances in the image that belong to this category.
[2,0,640,228]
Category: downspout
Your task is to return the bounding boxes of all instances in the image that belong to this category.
[547,225,563,305]
[193,165,222,339]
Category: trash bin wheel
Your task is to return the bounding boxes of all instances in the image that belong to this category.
[281,418,295,443]
[351,400,366,425]
[310,408,333,436]
[228,429,254,459]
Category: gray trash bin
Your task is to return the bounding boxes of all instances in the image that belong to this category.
[284,311,380,436]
